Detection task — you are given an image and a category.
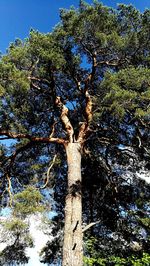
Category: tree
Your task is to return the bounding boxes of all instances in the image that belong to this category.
[0,218,33,266]
[0,186,46,265]
[0,1,150,265]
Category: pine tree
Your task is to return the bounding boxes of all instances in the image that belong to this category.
[0,2,149,265]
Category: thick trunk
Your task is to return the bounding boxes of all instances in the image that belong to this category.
[62,142,83,266]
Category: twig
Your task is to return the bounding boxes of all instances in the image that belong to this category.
[40,154,57,189]
[49,121,58,138]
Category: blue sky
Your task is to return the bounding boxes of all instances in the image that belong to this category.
[0,0,149,54]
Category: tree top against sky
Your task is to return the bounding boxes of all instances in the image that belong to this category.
[0,0,150,53]
[0,2,150,265]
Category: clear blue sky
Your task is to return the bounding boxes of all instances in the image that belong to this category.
[0,0,150,54]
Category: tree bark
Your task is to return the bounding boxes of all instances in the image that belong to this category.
[62,142,83,266]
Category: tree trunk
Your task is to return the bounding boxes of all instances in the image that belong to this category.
[62,142,83,266]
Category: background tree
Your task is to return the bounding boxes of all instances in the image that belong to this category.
[0,218,33,266]
[0,1,150,265]
[0,186,47,265]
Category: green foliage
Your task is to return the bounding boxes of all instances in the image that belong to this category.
[84,256,106,266]
[108,253,150,266]
[28,30,66,69]
[13,186,45,217]
[0,84,5,96]
[98,67,150,119]
[0,60,29,92]
[0,217,33,265]
[139,217,150,228]
[0,1,150,265]
[0,218,33,247]
[4,217,28,231]
[84,252,150,266]
[0,187,48,264]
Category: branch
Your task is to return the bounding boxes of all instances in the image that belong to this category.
[6,173,13,207]
[77,92,92,143]
[1,143,33,202]
[84,60,95,125]
[80,41,93,58]
[85,89,92,124]
[0,131,65,145]
[28,76,51,92]
[0,137,10,140]
[28,70,56,105]
[55,97,74,143]
[1,141,32,168]
[73,77,81,91]
[28,76,50,85]
[77,53,95,143]
[82,220,100,233]
[30,82,42,91]
[79,39,124,68]
[40,154,57,189]
[97,137,112,144]
[97,56,130,67]
[28,59,39,74]
[49,121,58,138]
[77,93,92,143]
[97,60,119,66]
[1,142,34,206]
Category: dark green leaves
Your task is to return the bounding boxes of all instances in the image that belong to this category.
[98,67,150,118]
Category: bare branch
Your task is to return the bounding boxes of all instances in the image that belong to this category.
[40,154,57,189]
[85,89,92,124]
[1,143,33,200]
[97,56,130,67]
[28,59,39,74]
[82,220,100,233]
[1,142,34,203]
[77,93,92,142]
[0,137,10,140]
[55,97,74,143]
[97,60,119,66]
[0,131,65,145]
[77,52,95,143]
[28,76,50,91]
[77,122,87,143]
[49,121,58,138]
[80,41,93,58]
[28,76,50,84]
[73,77,81,91]
[30,82,42,91]
[97,137,112,144]
[6,173,13,207]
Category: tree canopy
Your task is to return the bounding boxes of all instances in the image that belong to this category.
[0,1,150,265]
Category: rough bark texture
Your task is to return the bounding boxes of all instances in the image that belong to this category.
[62,142,83,266]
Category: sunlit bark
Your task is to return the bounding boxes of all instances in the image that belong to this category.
[63,143,83,266]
